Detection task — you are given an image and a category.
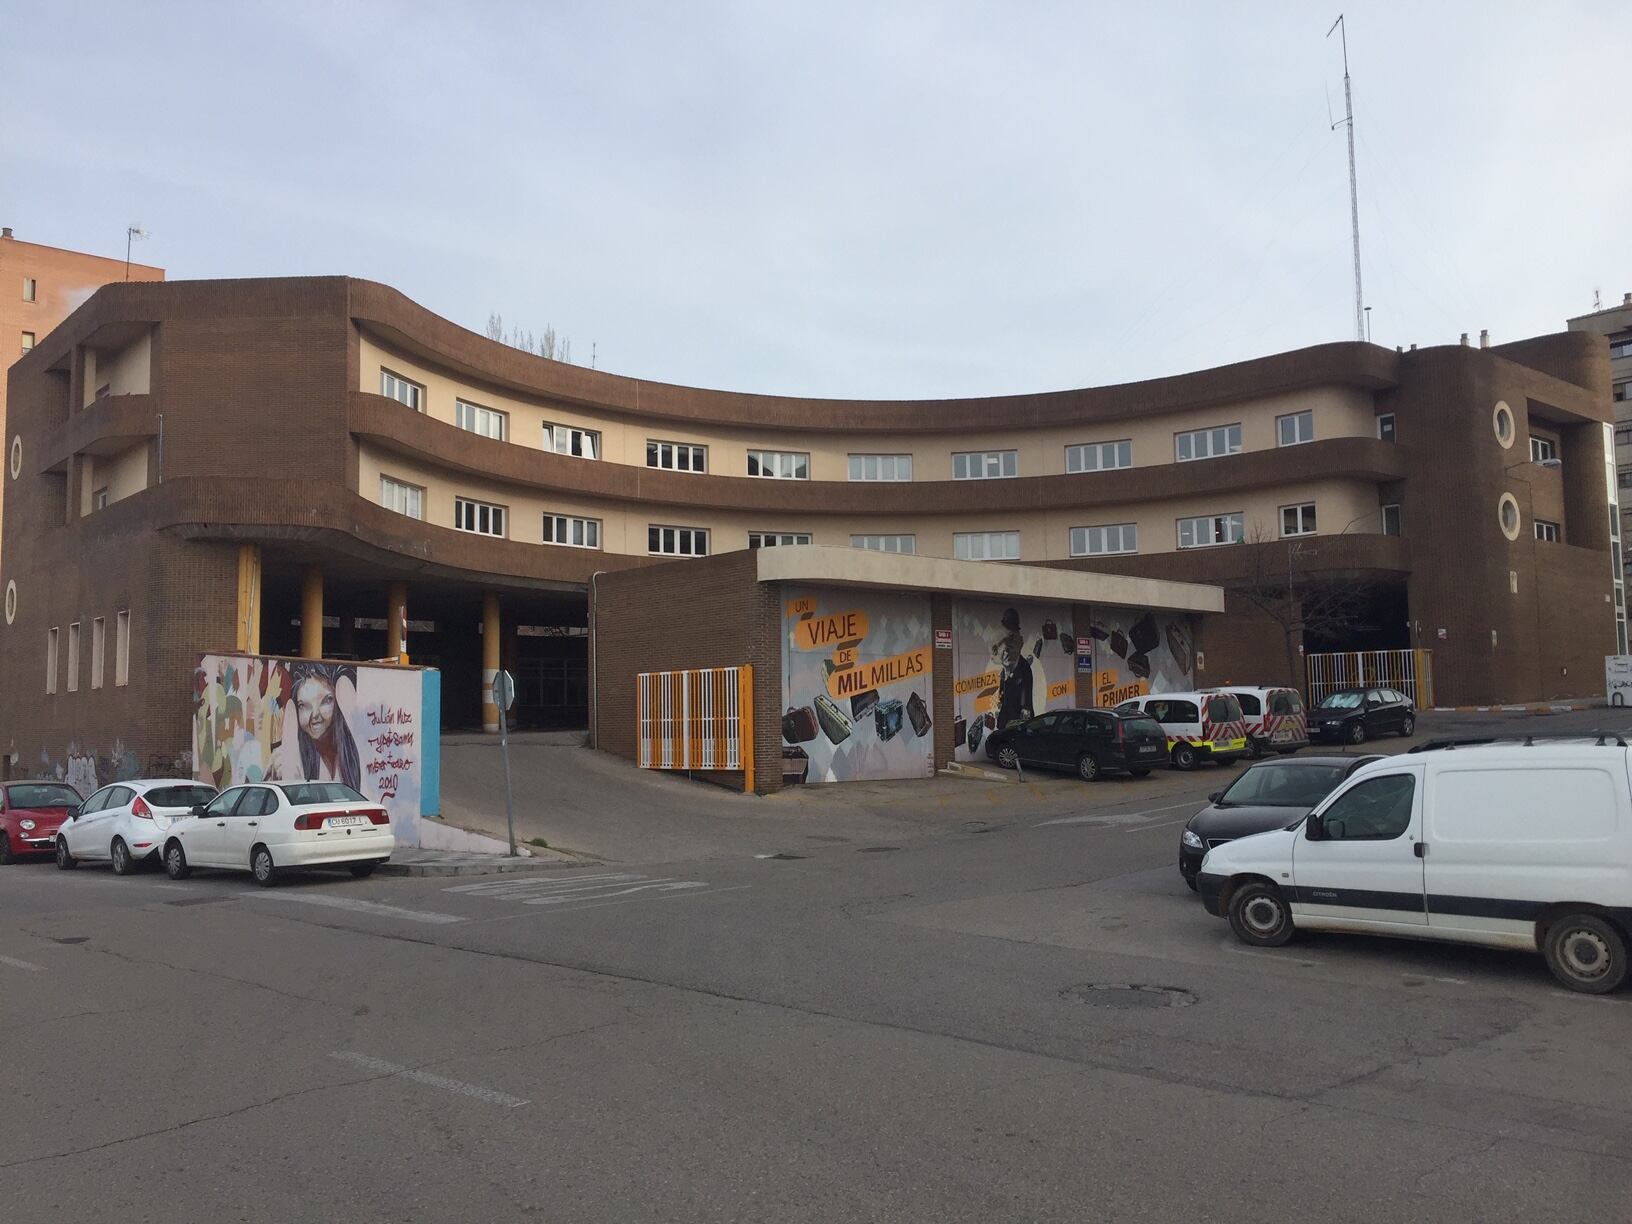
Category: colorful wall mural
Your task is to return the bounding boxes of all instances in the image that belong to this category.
[780,587,935,784]
[951,600,1077,763]
[191,654,440,845]
[1083,609,1196,707]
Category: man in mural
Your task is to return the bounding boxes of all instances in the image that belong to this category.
[288,661,363,791]
[991,607,1042,729]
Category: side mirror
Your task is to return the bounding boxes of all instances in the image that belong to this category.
[1208,792,1221,804]
[69,805,81,820]
[1306,814,1324,840]
[189,804,205,818]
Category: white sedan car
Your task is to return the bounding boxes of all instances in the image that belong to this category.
[56,779,220,875]
[161,781,393,886]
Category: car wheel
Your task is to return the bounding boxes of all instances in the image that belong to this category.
[0,832,12,865]
[1399,714,1415,738]
[1077,753,1102,783]
[1184,875,1199,892]
[1347,721,1367,745]
[251,845,278,887]
[1227,880,1294,947]
[1247,738,1265,760]
[1171,743,1199,771]
[1128,768,1151,778]
[349,861,379,879]
[995,745,1019,770]
[164,841,191,880]
[110,837,134,876]
[1542,913,1628,994]
[55,836,78,870]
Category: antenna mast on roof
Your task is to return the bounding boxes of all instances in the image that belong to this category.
[1328,14,1363,342]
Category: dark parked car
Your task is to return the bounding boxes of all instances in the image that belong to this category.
[986,709,1169,782]
[0,781,84,863]
[1179,754,1381,887]
[1307,687,1415,745]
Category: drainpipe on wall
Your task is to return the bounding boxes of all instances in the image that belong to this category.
[156,413,163,484]
[588,571,607,749]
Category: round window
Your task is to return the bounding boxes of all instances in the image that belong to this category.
[1492,402,1515,448]
[1498,493,1521,540]
[7,436,19,480]
[3,581,15,626]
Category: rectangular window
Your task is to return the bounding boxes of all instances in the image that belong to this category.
[115,611,130,686]
[1381,504,1401,537]
[952,450,1018,480]
[380,369,424,411]
[748,532,812,548]
[1174,423,1242,462]
[1618,425,1632,448]
[1176,512,1244,549]
[1070,523,1138,556]
[1529,435,1558,463]
[1280,502,1317,537]
[23,276,37,302]
[543,514,601,549]
[455,399,507,441]
[1614,381,1629,404]
[1377,413,1396,442]
[1277,411,1315,447]
[544,423,600,460]
[953,531,1020,561]
[67,623,81,692]
[454,497,507,537]
[648,525,709,557]
[46,627,58,694]
[1610,332,1632,361]
[746,449,810,480]
[848,453,913,481]
[21,331,34,353]
[91,618,106,690]
[851,534,916,553]
[379,475,425,519]
[93,487,109,511]
[1065,440,1132,473]
[646,440,707,472]
[1534,520,1561,543]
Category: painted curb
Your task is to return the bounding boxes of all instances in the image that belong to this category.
[376,859,559,879]
[938,763,1019,785]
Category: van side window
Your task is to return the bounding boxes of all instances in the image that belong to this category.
[1234,693,1261,715]
[1322,774,1415,841]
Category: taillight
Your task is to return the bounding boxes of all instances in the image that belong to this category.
[1114,719,1125,744]
[366,808,389,826]
[293,810,331,831]
[132,796,154,820]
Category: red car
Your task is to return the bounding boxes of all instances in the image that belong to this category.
[0,781,84,863]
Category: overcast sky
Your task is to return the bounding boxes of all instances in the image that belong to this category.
[3,1,1625,400]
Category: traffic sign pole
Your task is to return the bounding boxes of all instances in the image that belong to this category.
[494,669,518,857]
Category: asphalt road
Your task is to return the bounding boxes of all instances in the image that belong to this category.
[4,711,1630,1222]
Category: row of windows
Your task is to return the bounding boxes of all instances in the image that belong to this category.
[45,611,131,695]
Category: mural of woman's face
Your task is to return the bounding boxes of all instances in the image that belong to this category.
[295,676,337,744]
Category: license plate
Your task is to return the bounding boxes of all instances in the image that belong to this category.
[326,815,369,828]
[1272,729,1293,742]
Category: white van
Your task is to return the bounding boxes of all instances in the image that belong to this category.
[1196,740,1632,993]
[1115,691,1249,770]
[1204,686,1308,756]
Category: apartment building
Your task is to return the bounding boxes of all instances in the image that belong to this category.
[0,276,1619,789]
[1567,293,1632,563]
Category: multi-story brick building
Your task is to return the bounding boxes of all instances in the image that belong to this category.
[0,276,1619,789]
[1567,293,1632,564]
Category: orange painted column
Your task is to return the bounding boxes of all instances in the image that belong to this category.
[387,582,409,664]
[300,566,323,659]
[482,592,501,733]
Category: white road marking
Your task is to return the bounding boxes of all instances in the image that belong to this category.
[0,955,43,972]
[443,873,644,896]
[1221,939,1326,967]
[472,884,753,925]
[329,1051,529,1107]
[247,894,467,925]
[1122,819,1187,833]
[1038,801,1201,828]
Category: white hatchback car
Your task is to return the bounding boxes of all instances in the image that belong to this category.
[56,779,221,875]
[161,781,393,886]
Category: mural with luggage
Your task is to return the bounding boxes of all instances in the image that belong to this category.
[779,587,935,784]
[1084,609,1195,708]
[951,600,1077,763]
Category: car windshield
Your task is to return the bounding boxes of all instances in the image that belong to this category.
[144,785,219,808]
[278,782,367,805]
[6,784,83,809]
[1217,763,1349,807]
[1318,692,1364,710]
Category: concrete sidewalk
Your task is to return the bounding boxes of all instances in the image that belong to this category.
[378,846,578,878]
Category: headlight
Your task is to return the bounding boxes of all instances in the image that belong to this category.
[1181,829,1204,849]
[19,818,36,830]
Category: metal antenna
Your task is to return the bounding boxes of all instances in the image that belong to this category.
[1328,15,1363,341]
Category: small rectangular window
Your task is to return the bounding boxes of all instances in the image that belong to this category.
[1377,413,1396,442]
[648,525,709,557]
[1065,440,1132,473]
[1176,512,1244,549]
[851,534,916,553]
[47,627,58,694]
[1277,411,1315,447]
[1280,502,1317,537]
[1174,424,1242,462]
[93,487,109,511]
[454,497,507,538]
[1382,504,1401,537]
[22,276,37,302]
[746,450,810,479]
[1534,520,1561,543]
[748,532,812,548]
[1529,436,1558,464]
[115,611,131,686]
[91,618,106,690]
[848,454,912,481]
[951,450,1018,480]
[67,623,81,692]
[953,531,1020,560]
[1615,382,1629,404]
[21,331,34,354]
[646,440,707,472]
[544,423,600,459]
[455,399,507,441]
[380,369,425,411]
[542,514,602,549]
[1070,523,1138,556]
[380,475,425,519]
[1611,332,1632,361]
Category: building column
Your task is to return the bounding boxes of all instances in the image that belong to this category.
[235,544,262,654]
[301,566,324,659]
[482,592,501,733]
[387,582,409,665]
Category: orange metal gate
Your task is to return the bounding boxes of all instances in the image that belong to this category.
[637,665,755,790]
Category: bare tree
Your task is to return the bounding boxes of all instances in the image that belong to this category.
[485,313,504,342]
[1225,527,1372,693]
[486,313,577,364]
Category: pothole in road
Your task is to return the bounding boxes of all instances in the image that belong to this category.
[856,846,901,853]
[1060,983,1198,1009]
[51,937,89,945]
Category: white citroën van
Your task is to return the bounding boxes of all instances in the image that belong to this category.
[1196,739,1632,993]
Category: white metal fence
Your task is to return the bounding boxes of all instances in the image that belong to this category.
[637,665,754,780]
[1306,648,1434,708]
